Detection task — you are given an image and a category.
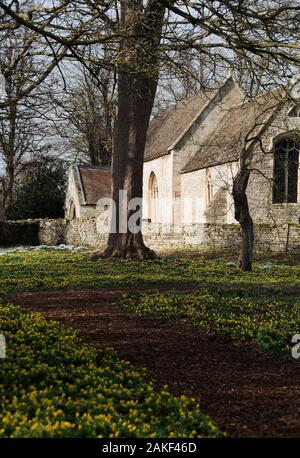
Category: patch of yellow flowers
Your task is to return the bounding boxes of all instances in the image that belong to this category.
[122,288,300,352]
[0,250,299,297]
[0,303,223,438]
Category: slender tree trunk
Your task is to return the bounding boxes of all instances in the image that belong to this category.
[3,94,17,220]
[232,169,254,271]
[101,0,165,259]
[3,164,14,219]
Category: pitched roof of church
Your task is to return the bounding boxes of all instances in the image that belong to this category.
[71,83,288,202]
[76,164,111,205]
[182,88,286,173]
[144,87,218,162]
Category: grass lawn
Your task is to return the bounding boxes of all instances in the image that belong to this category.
[0,250,299,294]
[0,250,299,437]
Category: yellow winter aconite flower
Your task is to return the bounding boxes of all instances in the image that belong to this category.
[59,422,74,429]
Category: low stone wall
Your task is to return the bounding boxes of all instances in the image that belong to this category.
[2,217,300,253]
[39,218,300,253]
[66,217,107,247]
[39,219,67,246]
[143,223,206,251]
[287,225,300,253]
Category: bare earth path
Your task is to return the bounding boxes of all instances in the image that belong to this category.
[10,286,300,438]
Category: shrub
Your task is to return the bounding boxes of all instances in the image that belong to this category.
[8,156,68,220]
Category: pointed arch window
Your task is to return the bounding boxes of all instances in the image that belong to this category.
[273,137,299,203]
[68,200,77,219]
[205,169,214,205]
[148,172,158,222]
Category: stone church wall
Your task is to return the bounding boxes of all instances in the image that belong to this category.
[247,103,300,225]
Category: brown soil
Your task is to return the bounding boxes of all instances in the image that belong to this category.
[9,286,300,438]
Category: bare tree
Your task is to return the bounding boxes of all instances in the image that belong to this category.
[53,62,114,166]
[103,0,165,259]
[0,29,56,218]
[219,88,287,271]
[0,0,71,219]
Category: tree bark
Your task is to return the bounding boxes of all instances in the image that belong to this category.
[2,163,15,219]
[2,90,17,220]
[101,0,165,259]
[103,67,157,259]
[232,169,254,271]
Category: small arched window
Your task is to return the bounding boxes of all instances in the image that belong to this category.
[148,172,158,222]
[205,169,214,205]
[68,200,77,219]
[273,136,299,203]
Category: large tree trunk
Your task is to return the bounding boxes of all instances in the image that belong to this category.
[103,66,157,259]
[101,0,165,259]
[232,169,254,271]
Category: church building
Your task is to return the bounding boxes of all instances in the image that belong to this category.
[65,77,300,225]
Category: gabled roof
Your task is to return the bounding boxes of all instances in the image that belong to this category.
[75,164,111,205]
[182,88,286,173]
[144,87,219,162]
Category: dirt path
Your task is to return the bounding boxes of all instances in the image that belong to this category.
[10,286,300,438]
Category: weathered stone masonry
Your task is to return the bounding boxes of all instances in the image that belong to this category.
[1,218,299,252]
[37,218,300,253]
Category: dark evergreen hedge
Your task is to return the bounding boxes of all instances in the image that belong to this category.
[0,220,39,246]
